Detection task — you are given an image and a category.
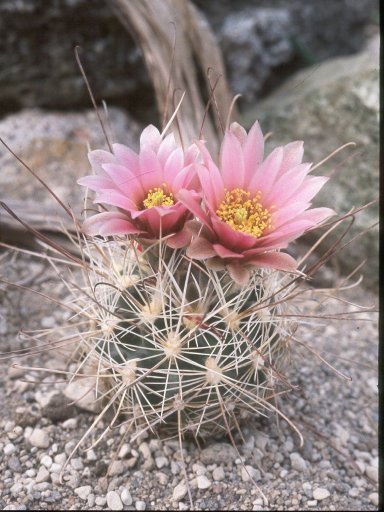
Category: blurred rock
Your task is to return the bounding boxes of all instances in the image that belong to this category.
[0,0,377,118]
[0,0,154,119]
[0,107,141,242]
[64,377,102,413]
[41,392,78,423]
[219,8,293,103]
[246,36,379,290]
[196,0,378,105]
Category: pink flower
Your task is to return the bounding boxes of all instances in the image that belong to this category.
[178,121,335,284]
[78,125,199,248]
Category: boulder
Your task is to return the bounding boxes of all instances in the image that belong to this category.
[245,37,379,290]
[0,107,141,243]
[0,0,153,118]
[0,0,377,116]
[196,0,378,105]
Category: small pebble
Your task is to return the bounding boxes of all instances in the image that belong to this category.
[4,443,16,455]
[8,456,22,472]
[40,455,52,468]
[348,487,359,498]
[50,463,62,473]
[212,467,225,481]
[95,496,107,506]
[173,482,188,502]
[62,418,78,429]
[241,465,261,482]
[155,456,168,469]
[192,463,207,476]
[156,472,169,485]
[196,475,211,489]
[121,488,133,506]
[75,485,92,501]
[106,490,123,511]
[35,466,50,483]
[86,449,98,461]
[135,501,146,511]
[70,457,84,471]
[118,444,130,459]
[54,453,66,465]
[138,442,151,460]
[28,428,50,449]
[108,460,125,476]
[290,453,307,472]
[199,443,236,465]
[368,492,379,506]
[355,460,366,473]
[313,488,330,501]
[366,465,378,482]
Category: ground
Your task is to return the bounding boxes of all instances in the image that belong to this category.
[0,250,378,511]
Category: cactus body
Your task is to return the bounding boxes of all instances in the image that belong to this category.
[81,240,296,438]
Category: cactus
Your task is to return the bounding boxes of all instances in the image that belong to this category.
[55,116,337,449]
[74,237,298,440]
[3,115,351,508]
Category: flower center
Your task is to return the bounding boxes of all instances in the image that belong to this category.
[216,188,272,237]
[142,186,174,209]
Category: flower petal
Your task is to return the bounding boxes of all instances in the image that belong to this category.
[287,176,329,205]
[88,149,116,175]
[246,251,298,272]
[229,122,247,145]
[206,258,226,271]
[157,132,177,167]
[177,189,212,230]
[242,120,264,184]
[220,131,245,189]
[211,216,258,251]
[263,163,312,206]
[94,190,137,211]
[184,143,200,165]
[102,163,144,199]
[227,263,251,285]
[249,147,284,196]
[112,143,140,173]
[82,212,141,236]
[295,207,335,227]
[196,163,224,209]
[172,163,197,192]
[277,141,304,179]
[212,243,244,259]
[165,229,192,249]
[138,146,163,190]
[187,237,217,259]
[140,124,162,152]
[164,147,184,183]
[77,175,114,191]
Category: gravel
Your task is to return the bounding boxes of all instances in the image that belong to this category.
[172,482,188,502]
[313,488,331,501]
[28,428,50,449]
[0,252,378,510]
[290,452,308,472]
[106,491,123,511]
[196,475,212,490]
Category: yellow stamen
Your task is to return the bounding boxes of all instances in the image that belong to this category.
[143,185,174,209]
[216,188,272,237]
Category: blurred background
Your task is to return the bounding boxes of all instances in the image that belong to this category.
[0,0,379,117]
[0,0,379,290]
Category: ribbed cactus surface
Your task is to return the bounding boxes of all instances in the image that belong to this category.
[80,240,296,438]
